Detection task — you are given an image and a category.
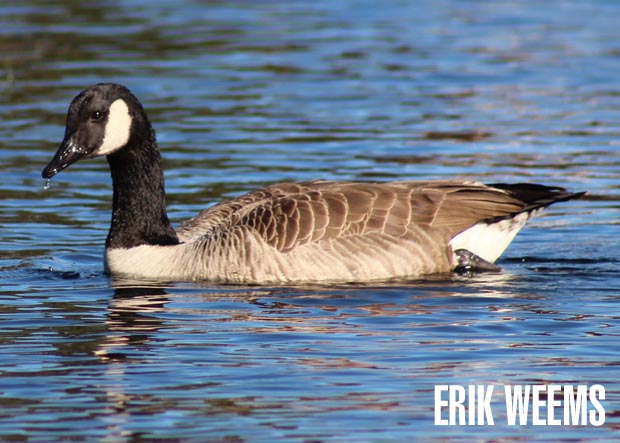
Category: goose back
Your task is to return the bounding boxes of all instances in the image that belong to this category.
[177,180,532,245]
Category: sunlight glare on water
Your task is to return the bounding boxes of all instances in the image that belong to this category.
[0,0,619,442]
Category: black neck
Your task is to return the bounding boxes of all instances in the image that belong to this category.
[105,127,179,249]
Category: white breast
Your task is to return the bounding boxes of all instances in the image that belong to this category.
[105,244,198,280]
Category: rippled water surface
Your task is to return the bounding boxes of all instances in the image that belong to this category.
[1,1,620,441]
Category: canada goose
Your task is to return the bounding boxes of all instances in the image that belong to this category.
[42,83,583,283]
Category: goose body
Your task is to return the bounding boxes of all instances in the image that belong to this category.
[42,83,583,284]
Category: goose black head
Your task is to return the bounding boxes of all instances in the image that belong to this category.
[42,83,148,179]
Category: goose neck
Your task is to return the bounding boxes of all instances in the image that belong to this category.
[105,138,179,249]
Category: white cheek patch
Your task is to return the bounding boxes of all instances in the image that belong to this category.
[95,99,132,156]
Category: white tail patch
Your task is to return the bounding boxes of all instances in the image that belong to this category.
[95,99,132,156]
[449,210,540,264]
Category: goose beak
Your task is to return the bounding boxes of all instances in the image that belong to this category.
[42,136,88,179]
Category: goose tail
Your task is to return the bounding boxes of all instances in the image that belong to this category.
[449,184,584,266]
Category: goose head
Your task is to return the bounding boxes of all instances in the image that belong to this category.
[42,83,149,179]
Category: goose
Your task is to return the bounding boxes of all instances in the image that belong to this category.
[42,83,583,284]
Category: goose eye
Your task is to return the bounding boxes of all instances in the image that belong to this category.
[91,110,103,121]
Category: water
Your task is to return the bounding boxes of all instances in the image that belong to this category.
[1,0,619,441]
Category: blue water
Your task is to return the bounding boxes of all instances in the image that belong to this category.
[1,0,619,441]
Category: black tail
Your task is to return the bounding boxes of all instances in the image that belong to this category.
[488,183,586,212]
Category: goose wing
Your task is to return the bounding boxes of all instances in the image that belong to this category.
[175,180,540,249]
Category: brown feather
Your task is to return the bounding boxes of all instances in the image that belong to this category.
[177,180,579,251]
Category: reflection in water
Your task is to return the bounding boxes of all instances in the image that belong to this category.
[92,284,168,443]
[93,281,281,442]
[96,285,169,361]
[0,265,615,441]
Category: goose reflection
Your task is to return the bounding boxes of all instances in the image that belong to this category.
[92,281,171,442]
[93,280,272,442]
[94,281,170,361]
